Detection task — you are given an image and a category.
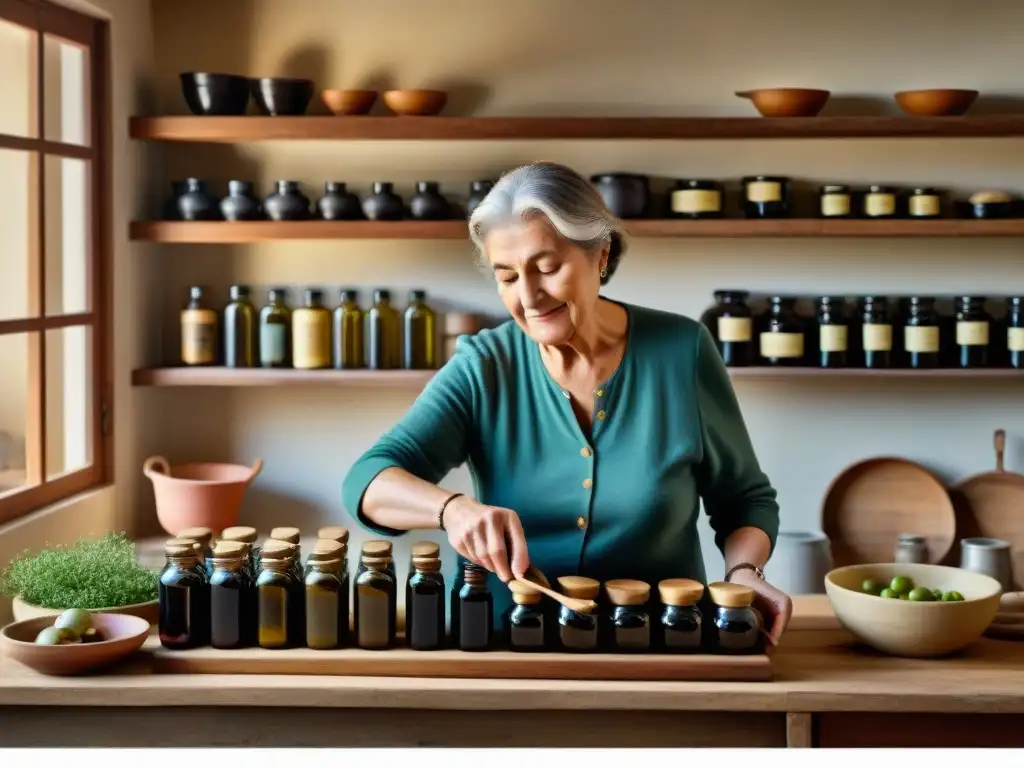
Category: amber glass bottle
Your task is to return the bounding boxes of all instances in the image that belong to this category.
[904,296,941,369]
[180,286,218,366]
[556,576,600,652]
[815,296,848,369]
[605,579,651,652]
[452,563,493,652]
[158,543,209,649]
[367,288,401,369]
[292,289,331,369]
[506,581,546,652]
[256,557,297,649]
[859,296,893,369]
[224,285,256,368]
[403,290,438,370]
[759,296,805,366]
[333,289,365,369]
[406,553,446,651]
[354,554,395,650]
[305,558,347,650]
[955,296,991,369]
[259,288,292,368]
[209,541,256,649]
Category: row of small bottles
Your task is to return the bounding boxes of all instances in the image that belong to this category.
[180,286,437,370]
[702,292,1024,369]
[157,526,762,655]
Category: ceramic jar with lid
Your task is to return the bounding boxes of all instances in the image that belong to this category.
[409,181,453,220]
[556,575,600,652]
[264,181,311,221]
[362,182,405,221]
[668,179,723,219]
[815,296,849,368]
[760,296,805,366]
[506,580,546,652]
[658,578,704,652]
[700,290,754,367]
[894,533,929,564]
[908,187,942,219]
[819,185,852,218]
[708,581,762,654]
[955,296,991,368]
[863,185,898,219]
[317,182,363,220]
[604,579,651,652]
[968,190,1015,219]
[742,175,789,218]
[220,180,261,221]
[176,178,218,221]
[590,173,650,219]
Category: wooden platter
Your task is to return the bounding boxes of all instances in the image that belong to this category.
[152,646,772,682]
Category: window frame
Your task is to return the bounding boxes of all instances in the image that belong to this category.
[0,0,111,525]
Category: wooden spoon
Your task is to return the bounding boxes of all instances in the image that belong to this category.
[511,576,597,614]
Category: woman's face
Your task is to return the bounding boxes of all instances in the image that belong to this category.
[484,216,607,346]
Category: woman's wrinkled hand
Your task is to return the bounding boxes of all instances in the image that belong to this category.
[443,496,530,583]
[731,570,793,654]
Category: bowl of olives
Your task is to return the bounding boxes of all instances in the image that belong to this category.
[825,562,1002,658]
[0,608,149,675]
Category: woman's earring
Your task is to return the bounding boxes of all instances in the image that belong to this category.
[600,268,608,278]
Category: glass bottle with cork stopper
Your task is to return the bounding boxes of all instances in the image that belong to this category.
[305,557,347,650]
[177,526,214,576]
[505,581,546,652]
[256,556,297,649]
[409,540,440,572]
[209,540,256,649]
[556,576,600,652]
[354,554,396,650]
[163,538,208,579]
[180,285,218,366]
[270,527,303,580]
[261,539,305,647]
[220,526,259,576]
[452,562,493,652]
[159,541,210,649]
[604,579,652,652]
[406,551,446,651]
[708,581,763,654]
[658,578,704,652]
[305,538,349,645]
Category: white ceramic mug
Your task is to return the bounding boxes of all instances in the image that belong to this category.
[765,530,833,595]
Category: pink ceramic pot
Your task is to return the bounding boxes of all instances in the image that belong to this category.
[143,455,262,536]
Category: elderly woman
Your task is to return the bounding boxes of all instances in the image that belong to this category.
[343,161,792,644]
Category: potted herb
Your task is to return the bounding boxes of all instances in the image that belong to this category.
[0,532,159,624]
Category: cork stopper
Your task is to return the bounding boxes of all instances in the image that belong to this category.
[213,540,246,558]
[317,526,349,545]
[463,562,487,585]
[411,540,440,559]
[165,538,203,558]
[259,557,292,572]
[309,558,342,573]
[605,579,650,607]
[708,581,754,609]
[270,526,300,545]
[362,540,393,557]
[412,555,441,573]
[307,539,344,563]
[360,555,391,569]
[261,539,297,559]
[658,578,705,607]
[177,526,213,544]
[508,579,542,605]
[557,575,600,600]
[221,526,257,543]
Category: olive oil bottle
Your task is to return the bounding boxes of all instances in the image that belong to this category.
[333,289,365,369]
[292,289,332,369]
[259,288,292,368]
[305,558,347,650]
[367,288,401,370]
[224,285,257,368]
[403,289,437,369]
[180,286,218,366]
[256,557,296,649]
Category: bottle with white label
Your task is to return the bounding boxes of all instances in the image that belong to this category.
[955,296,991,369]
[759,296,805,366]
[859,296,893,369]
[1007,297,1023,370]
[700,290,754,367]
[904,296,941,369]
[741,175,789,219]
[815,296,849,368]
[259,288,291,368]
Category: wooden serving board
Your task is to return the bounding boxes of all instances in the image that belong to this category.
[152,646,772,682]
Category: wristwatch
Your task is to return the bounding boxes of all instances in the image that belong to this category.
[725,562,765,582]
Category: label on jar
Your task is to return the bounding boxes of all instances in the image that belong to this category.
[717,316,752,342]
[292,310,331,369]
[181,310,217,365]
[909,195,940,217]
[862,323,893,351]
[1009,328,1024,352]
[957,320,989,346]
[260,323,287,366]
[904,325,940,353]
[820,193,851,217]
[746,181,782,203]
[760,331,804,358]
[671,188,721,214]
[819,325,848,352]
[865,193,896,217]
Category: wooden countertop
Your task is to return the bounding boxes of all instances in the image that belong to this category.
[3,596,1023,713]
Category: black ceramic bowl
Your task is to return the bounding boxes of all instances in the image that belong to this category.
[179,72,250,116]
[250,77,315,116]
[590,173,650,219]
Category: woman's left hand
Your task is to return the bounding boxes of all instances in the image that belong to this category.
[731,570,793,653]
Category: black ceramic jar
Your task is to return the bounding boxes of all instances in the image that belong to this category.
[220,180,261,221]
[556,576,600,652]
[605,579,651,653]
[590,173,650,219]
[176,178,218,221]
[409,181,453,220]
[317,182,363,221]
[362,182,405,221]
[264,181,311,221]
[742,175,789,218]
[466,180,494,218]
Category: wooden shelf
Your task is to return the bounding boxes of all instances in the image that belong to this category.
[132,366,1024,388]
[129,218,1024,243]
[128,115,1024,142]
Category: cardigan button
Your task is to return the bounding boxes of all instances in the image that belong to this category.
[582,478,593,489]
[576,516,587,530]
[595,389,605,397]
[580,447,592,458]
[596,410,607,421]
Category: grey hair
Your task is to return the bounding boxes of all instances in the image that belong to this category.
[468,161,628,285]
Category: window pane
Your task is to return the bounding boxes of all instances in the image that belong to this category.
[43,34,89,147]
[45,155,89,315]
[0,148,36,320]
[0,333,32,499]
[0,18,36,139]
[45,325,92,480]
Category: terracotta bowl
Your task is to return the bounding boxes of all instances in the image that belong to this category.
[143,455,262,536]
[382,89,447,116]
[320,89,377,115]
[0,613,150,675]
[735,88,831,117]
[825,563,1001,658]
[12,596,159,626]
[895,89,978,116]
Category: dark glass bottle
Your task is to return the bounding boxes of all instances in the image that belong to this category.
[506,582,546,652]
[556,576,600,652]
[741,175,789,218]
[904,296,941,369]
[224,285,256,368]
[955,296,991,368]
[1008,297,1023,369]
[180,286,218,366]
[259,288,291,368]
[305,558,346,650]
[708,581,762,654]
[759,296,805,366]
[859,296,893,369]
[406,553,446,651]
[452,563,493,652]
[368,288,401,370]
[605,579,651,652]
[816,296,849,368]
[220,525,258,579]
[333,289,365,369]
[658,578,704,652]
[403,289,437,370]
[158,544,209,649]
[292,289,331,370]
[354,554,395,650]
[256,557,297,649]
[700,290,754,367]
[209,541,256,649]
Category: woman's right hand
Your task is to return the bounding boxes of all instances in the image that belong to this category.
[443,496,530,583]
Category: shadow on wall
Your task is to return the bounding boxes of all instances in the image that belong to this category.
[243,486,337,534]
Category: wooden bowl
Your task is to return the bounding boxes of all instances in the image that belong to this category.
[894,89,978,116]
[382,89,447,116]
[825,563,1001,657]
[320,89,377,115]
[0,613,150,675]
[735,88,831,117]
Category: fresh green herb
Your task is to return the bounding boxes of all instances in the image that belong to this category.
[0,532,157,609]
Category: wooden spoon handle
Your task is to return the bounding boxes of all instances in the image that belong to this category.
[995,429,1006,472]
[514,576,570,605]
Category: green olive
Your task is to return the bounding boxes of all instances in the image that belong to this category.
[54,608,92,638]
[879,588,899,599]
[942,590,965,602]
[861,578,882,595]
[909,587,934,601]
[931,588,943,601]
[34,626,64,645]
[899,593,909,600]
[889,576,914,595]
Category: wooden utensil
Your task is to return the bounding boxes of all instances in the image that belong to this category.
[821,457,957,567]
[735,88,830,117]
[951,429,1024,591]
[511,576,597,614]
